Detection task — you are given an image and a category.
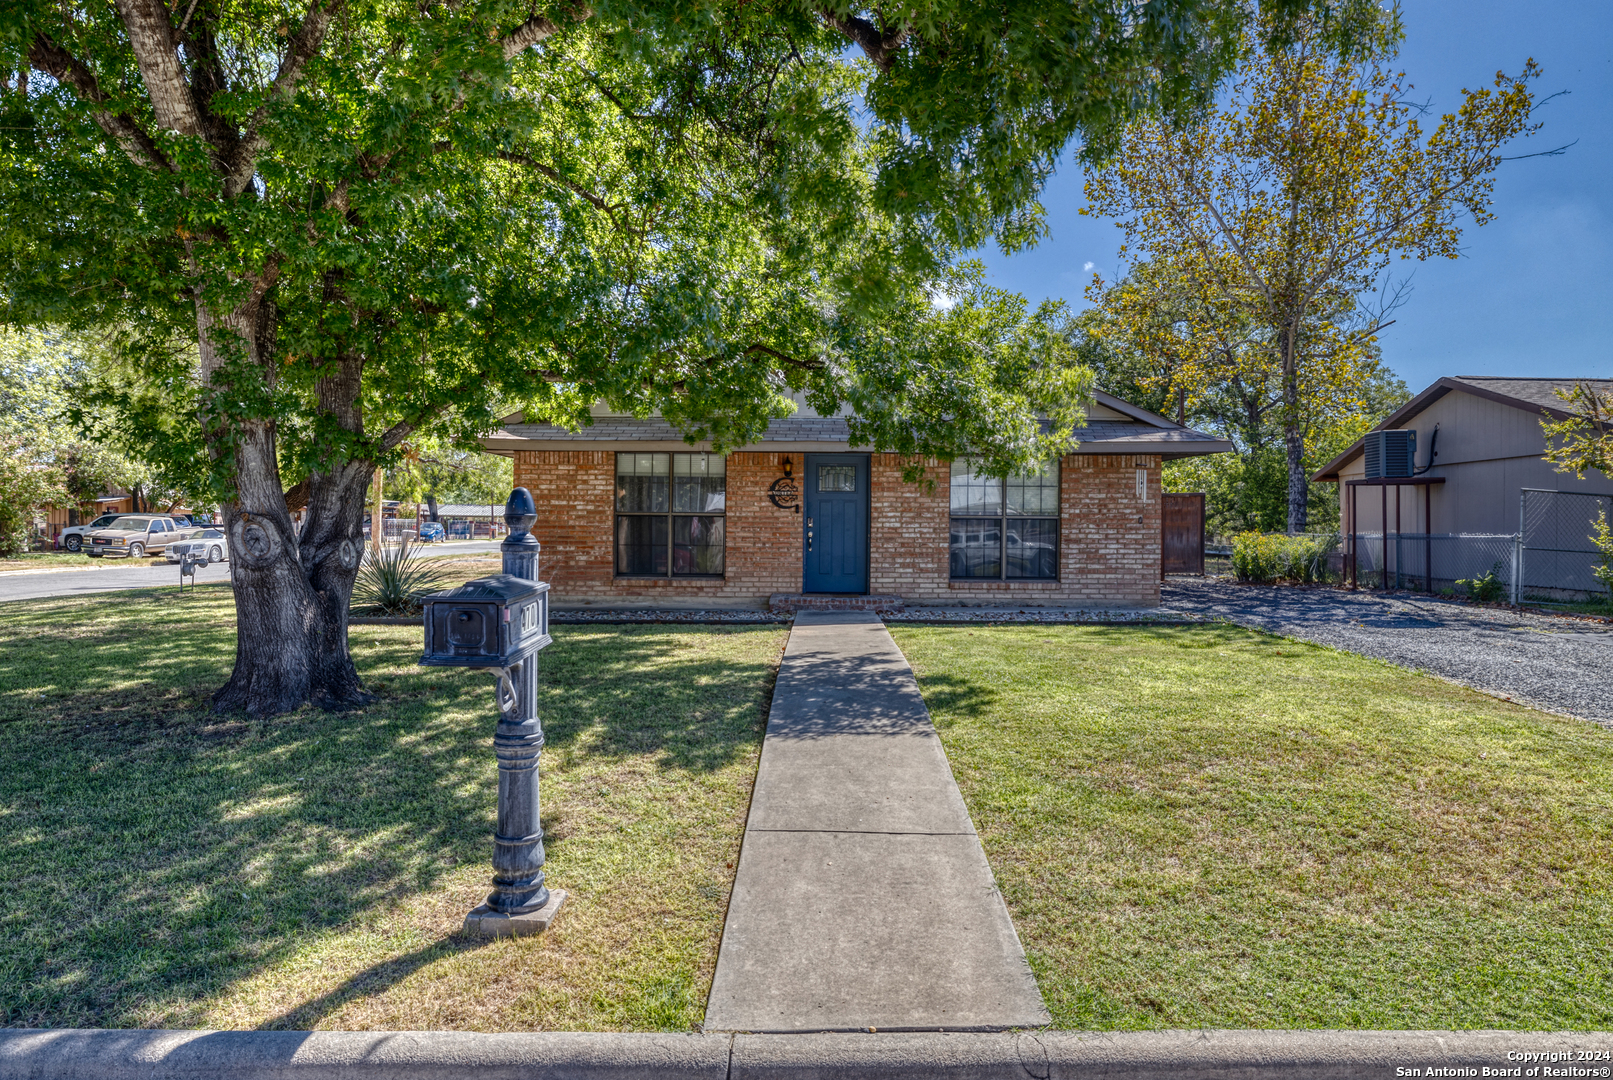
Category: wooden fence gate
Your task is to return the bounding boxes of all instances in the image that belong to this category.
[1162,492,1205,576]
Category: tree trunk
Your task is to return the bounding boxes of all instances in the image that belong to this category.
[210,417,330,715]
[1283,372,1308,535]
[426,492,439,523]
[198,297,374,717]
[298,461,375,709]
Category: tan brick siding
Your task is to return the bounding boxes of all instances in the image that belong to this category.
[514,450,1161,608]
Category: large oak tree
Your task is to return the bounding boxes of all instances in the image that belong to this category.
[4,0,1301,714]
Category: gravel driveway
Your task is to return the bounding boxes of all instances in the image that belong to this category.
[1162,578,1613,728]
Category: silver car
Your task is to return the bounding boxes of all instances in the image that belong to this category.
[165,528,229,564]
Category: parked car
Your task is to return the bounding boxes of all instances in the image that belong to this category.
[418,521,445,543]
[58,513,131,553]
[165,528,229,564]
[86,516,199,559]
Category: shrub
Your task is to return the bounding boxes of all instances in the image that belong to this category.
[1456,562,1507,604]
[1230,531,1340,584]
[350,540,450,616]
[1591,508,1613,603]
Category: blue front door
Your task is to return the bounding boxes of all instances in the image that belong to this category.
[803,454,869,594]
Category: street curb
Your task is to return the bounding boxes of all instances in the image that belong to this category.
[3,1028,1609,1079]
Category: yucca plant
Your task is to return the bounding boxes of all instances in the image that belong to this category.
[349,539,450,617]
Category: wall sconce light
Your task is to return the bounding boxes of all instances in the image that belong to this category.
[782,457,794,477]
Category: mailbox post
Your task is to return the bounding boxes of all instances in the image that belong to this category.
[420,488,563,937]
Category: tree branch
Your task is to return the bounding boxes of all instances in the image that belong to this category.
[740,343,826,371]
[494,149,623,216]
[501,6,589,60]
[114,0,204,137]
[223,0,341,197]
[819,9,908,73]
[27,33,172,170]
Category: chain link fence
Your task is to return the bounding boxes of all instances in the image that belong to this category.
[1343,489,1613,602]
[1359,533,1520,594]
[1518,488,1613,603]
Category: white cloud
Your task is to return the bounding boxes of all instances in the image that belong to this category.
[1083,261,1095,272]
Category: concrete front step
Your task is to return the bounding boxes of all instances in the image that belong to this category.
[768,593,904,613]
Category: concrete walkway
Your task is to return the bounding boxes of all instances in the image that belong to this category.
[704,612,1048,1033]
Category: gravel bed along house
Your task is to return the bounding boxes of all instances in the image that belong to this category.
[1162,577,1613,728]
[880,607,1199,624]
[549,606,1201,626]
[551,609,791,624]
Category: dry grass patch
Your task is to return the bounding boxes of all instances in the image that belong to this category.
[0,586,784,1030]
[890,622,1613,1031]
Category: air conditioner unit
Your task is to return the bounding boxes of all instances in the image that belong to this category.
[1363,429,1416,479]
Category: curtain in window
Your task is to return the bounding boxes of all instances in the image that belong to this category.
[616,452,726,576]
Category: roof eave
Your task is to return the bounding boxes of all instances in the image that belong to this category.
[1312,376,1589,482]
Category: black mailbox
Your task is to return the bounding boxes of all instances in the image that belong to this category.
[420,573,551,668]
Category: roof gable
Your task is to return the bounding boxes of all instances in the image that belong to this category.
[1312,376,1606,481]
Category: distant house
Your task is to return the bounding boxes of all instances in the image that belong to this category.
[1312,376,1613,593]
[431,503,510,540]
[40,489,203,546]
[481,391,1230,610]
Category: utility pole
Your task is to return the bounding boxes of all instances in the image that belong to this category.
[372,467,385,552]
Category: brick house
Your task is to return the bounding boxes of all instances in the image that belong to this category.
[482,391,1229,610]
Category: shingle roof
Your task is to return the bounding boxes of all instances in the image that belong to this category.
[493,413,1229,457]
[1446,377,1613,413]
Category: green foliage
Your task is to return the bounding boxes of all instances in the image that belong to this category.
[387,437,514,508]
[349,541,451,617]
[1591,510,1613,603]
[0,0,1265,502]
[1158,366,1409,537]
[1542,383,1613,485]
[1456,563,1507,604]
[1230,531,1339,584]
[0,327,167,553]
[0,438,50,557]
[1085,7,1542,532]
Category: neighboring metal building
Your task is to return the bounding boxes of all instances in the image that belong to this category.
[1312,376,1613,595]
[1314,376,1613,534]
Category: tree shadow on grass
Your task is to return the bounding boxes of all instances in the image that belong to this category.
[0,605,781,1028]
[259,936,490,1030]
[904,672,999,725]
[536,624,780,773]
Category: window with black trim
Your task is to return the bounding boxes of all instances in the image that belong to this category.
[615,452,726,576]
[948,459,1058,580]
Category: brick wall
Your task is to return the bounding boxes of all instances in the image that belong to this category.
[515,450,1161,608]
[866,453,1161,607]
[514,450,803,608]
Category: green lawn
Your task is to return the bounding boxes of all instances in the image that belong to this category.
[890,623,1613,1031]
[0,586,784,1031]
[0,551,153,572]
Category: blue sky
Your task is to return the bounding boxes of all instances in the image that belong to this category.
[974,0,1613,395]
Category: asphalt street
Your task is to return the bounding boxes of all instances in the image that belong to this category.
[0,540,506,604]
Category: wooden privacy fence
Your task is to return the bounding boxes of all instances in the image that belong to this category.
[1162,492,1205,576]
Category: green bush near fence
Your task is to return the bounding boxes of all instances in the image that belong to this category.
[1230,532,1339,584]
